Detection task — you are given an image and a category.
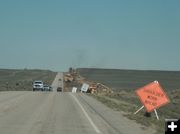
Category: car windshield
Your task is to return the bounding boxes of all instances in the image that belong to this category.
[34,82,42,84]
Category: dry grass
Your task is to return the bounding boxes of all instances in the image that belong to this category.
[91,89,180,134]
[0,69,56,91]
[75,68,180,134]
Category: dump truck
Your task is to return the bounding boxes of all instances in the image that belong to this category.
[64,74,74,82]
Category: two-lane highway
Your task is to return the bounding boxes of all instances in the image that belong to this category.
[0,73,153,134]
[51,72,64,92]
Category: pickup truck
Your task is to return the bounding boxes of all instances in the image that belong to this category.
[33,81,44,91]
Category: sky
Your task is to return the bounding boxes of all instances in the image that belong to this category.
[0,0,180,71]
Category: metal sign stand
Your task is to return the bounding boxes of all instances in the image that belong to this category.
[154,109,159,120]
[134,106,144,115]
[134,106,159,120]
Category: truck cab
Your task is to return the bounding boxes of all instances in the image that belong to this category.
[33,81,44,91]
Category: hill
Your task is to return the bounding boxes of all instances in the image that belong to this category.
[0,69,56,91]
[77,68,180,91]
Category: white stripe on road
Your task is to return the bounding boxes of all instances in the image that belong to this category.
[70,93,101,134]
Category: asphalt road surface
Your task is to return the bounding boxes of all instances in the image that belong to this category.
[51,72,64,92]
[0,73,153,134]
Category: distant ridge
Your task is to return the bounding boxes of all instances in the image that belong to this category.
[0,69,56,91]
[77,68,180,91]
[77,68,180,72]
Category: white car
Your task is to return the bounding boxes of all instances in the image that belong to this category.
[33,81,44,91]
[43,85,52,91]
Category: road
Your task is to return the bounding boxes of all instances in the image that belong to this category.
[51,72,64,92]
[0,73,153,134]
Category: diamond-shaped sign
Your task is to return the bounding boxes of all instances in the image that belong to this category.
[136,81,170,112]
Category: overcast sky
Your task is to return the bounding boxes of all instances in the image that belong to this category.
[0,0,180,71]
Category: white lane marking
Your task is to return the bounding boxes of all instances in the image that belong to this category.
[70,93,101,134]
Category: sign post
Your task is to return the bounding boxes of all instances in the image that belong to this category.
[154,109,159,120]
[134,106,144,115]
[134,81,170,120]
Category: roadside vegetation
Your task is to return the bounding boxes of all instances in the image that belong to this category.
[0,69,56,91]
[77,68,180,90]
[77,68,180,134]
[91,90,180,134]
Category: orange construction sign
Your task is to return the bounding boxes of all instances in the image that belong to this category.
[136,81,170,112]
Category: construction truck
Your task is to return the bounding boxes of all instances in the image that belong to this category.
[64,74,74,82]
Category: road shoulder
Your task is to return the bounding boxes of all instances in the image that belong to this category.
[77,93,155,134]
